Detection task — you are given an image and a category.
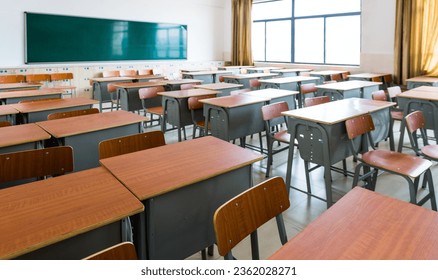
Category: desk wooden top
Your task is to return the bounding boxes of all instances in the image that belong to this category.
[406,76,438,83]
[398,87,438,101]
[316,80,381,90]
[193,83,244,90]
[10,97,98,113]
[248,66,283,71]
[243,89,299,99]
[89,77,136,83]
[0,105,18,116]
[271,68,312,73]
[36,110,146,138]
[100,136,263,201]
[0,83,42,91]
[0,123,51,148]
[182,70,232,75]
[111,81,167,89]
[0,88,63,99]
[164,79,203,85]
[269,187,438,260]
[347,73,387,79]
[309,70,348,75]
[158,88,219,98]
[259,75,320,84]
[222,73,279,80]
[282,98,396,125]
[218,66,255,70]
[0,167,144,259]
[200,94,270,108]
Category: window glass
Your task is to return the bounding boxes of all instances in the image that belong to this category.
[294,18,324,63]
[252,22,266,61]
[266,20,291,62]
[295,0,361,17]
[253,0,292,20]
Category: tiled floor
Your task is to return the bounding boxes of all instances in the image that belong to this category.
[143,118,437,260]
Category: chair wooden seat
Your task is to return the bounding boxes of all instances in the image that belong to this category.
[362,150,432,178]
[146,106,163,115]
[391,110,404,120]
[273,130,290,143]
[405,110,438,162]
[421,145,438,159]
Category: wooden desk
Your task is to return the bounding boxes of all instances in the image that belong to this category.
[112,81,167,112]
[159,88,219,141]
[90,76,164,111]
[283,98,395,208]
[396,86,438,152]
[11,97,98,123]
[270,68,312,77]
[0,167,143,260]
[316,80,381,100]
[258,76,320,108]
[222,73,279,88]
[163,79,203,90]
[309,70,348,84]
[406,76,438,89]
[0,88,63,105]
[242,88,299,110]
[217,65,255,74]
[0,123,51,154]
[36,110,146,171]
[200,95,270,146]
[269,187,438,259]
[193,82,244,96]
[347,72,388,81]
[0,83,42,92]
[0,105,18,123]
[247,66,283,73]
[100,136,263,259]
[181,70,232,83]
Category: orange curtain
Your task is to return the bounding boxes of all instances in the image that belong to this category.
[232,0,253,66]
[394,0,438,84]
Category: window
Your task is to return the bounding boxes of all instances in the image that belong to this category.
[252,0,361,65]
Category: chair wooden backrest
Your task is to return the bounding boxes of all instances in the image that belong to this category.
[304,96,330,107]
[102,70,120,78]
[371,76,382,82]
[18,97,62,103]
[213,176,290,259]
[107,83,118,93]
[188,94,216,111]
[330,73,342,82]
[0,146,74,186]
[341,71,350,81]
[50,72,74,82]
[249,79,261,89]
[300,83,317,95]
[0,75,25,83]
[138,69,154,75]
[47,108,100,120]
[345,114,375,141]
[99,131,166,160]
[387,86,402,98]
[0,121,12,127]
[405,110,431,155]
[180,83,200,90]
[25,74,51,83]
[371,90,388,101]
[261,101,289,123]
[120,69,137,77]
[230,88,251,95]
[218,76,225,82]
[84,242,138,260]
[138,86,165,100]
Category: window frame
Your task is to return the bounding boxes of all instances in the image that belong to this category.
[252,0,361,66]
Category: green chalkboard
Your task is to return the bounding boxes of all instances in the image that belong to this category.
[25,12,187,63]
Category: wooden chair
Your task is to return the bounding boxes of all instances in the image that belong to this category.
[0,74,25,83]
[47,108,99,120]
[218,76,225,83]
[341,71,350,81]
[0,146,74,188]
[213,176,290,260]
[261,101,290,178]
[383,74,394,90]
[138,69,154,75]
[25,74,51,87]
[0,121,12,127]
[84,242,138,260]
[106,83,120,111]
[345,113,437,210]
[18,97,62,103]
[300,82,318,106]
[138,86,165,129]
[50,73,76,97]
[405,110,438,162]
[249,79,261,90]
[230,88,251,95]
[120,69,137,77]
[99,130,166,160]
[187,94,216,138]
[304,95,330,107]
[330,73,342,82]
[102,70,120,78]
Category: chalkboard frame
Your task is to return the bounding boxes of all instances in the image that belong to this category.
[24,12,188,63]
